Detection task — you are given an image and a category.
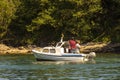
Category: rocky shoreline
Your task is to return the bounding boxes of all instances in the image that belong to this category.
[0,42,120,54]
[0,44,31,54]
[80,42,120,53]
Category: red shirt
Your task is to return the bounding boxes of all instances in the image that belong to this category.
[69,40,76,49]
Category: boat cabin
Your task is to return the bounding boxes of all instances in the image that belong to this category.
[41,47,64,54]
[41,41,69,54]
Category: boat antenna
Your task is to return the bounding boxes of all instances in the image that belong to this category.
[60,33,64,42]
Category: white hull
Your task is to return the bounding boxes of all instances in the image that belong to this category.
[32,50,87,62]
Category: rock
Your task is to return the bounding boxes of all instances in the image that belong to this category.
[0,44,10,51]
[0,44,32,54]
[80,42,107,53]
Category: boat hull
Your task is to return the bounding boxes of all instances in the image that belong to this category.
[32,50,87,61]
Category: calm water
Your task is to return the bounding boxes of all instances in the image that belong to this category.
[0,53,120,80]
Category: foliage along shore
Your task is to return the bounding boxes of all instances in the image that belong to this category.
[0,42,120,55]
[0,0,120,47]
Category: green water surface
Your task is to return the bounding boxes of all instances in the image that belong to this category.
[0,53,120,80]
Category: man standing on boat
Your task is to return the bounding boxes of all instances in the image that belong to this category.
[69,37,77,53]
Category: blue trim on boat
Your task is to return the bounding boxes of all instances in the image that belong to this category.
[34,53,83,57]
[61,54,83,57]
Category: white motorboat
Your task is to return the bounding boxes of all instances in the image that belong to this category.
[32,41,96,62]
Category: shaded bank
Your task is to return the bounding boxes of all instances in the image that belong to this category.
[0,43,120,54]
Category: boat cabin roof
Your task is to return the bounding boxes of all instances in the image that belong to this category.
[41,41,69,54]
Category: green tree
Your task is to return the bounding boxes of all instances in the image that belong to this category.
[8,0,41,46]
[0,0,119,46]
[101,0,120,42]
[0,0,19,42]
[27,0,102,44]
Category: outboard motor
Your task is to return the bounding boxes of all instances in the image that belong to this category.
[83,52,96,62]
[88,52,96,58]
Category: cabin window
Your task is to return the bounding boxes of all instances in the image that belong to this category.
[43,49,49,53]
[50,49,56,53]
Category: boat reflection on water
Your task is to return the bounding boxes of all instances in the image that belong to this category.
[32,59,96,65]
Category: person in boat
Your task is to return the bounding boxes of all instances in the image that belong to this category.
[69,37,77,53]
[76,40,81,53]
[62,41,70,53]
